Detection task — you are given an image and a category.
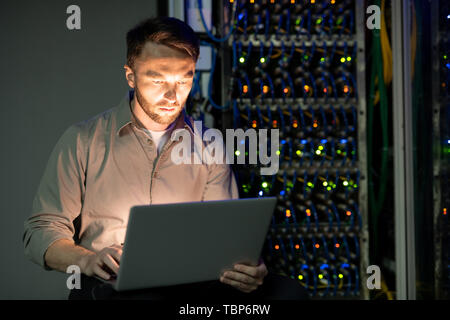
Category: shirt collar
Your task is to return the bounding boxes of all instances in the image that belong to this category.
[115,89,194,135]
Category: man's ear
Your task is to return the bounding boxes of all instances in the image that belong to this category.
[124,65,135,88]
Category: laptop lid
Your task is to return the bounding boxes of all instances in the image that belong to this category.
[114,197,276,292]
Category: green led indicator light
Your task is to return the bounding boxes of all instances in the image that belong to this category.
[316,18,322,25]
[318,145,324,151]
[260,57,266,63]
[343,181,349,186]
[347,56,352,62]
[315,150,321,155]
[339,274,344,279]
[295,18,301,25]
[337,150,342,154]
[320,57,325,62]
[296,150,302,156]
[323,181,328,187]
[262,182,268,188]
[340,57,346,63]
[235,150,241,156]
[304,55,309,60]
[239,57,245,63]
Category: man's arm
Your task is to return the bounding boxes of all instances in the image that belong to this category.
[44,239,94,273]
[23,125,87,269]
[45,239,121,280]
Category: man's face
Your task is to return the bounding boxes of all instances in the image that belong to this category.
[125,42,196,125]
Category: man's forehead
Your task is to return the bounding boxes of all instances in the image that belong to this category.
[134,42,195,73]
[139,41,194,61]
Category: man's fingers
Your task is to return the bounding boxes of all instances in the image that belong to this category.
[106,247,122,264]
[220,276,257,293]
[94,264,112,280]
[102,254,120,275]
[233,263,267,279]
[223,271,257,285]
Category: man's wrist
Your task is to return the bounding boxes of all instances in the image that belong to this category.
[77,250,95,274]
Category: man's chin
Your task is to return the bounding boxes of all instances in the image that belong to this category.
[152,110,181,125]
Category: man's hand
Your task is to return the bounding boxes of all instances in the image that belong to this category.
[79,244,123,280]
[220,261,268,293]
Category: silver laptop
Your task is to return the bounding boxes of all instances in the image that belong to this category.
[101,197,276,292]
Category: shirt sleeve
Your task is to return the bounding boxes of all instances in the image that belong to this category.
[23,124,87,269]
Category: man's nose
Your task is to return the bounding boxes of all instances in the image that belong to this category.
[163,84,177,103]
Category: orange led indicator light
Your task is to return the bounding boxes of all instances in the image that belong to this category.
[295,244,300,249]
[306,209,311,216]
[275,244,280,250]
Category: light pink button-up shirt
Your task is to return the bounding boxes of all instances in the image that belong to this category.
[23,90,239,269]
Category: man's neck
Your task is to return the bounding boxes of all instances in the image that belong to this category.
[130,95,175,132]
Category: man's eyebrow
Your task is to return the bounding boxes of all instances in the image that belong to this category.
[145,70,194,78]
[145,70,163,77]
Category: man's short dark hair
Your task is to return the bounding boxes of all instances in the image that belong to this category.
[126,16,200,68]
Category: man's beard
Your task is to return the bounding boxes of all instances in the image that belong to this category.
[135,85,182,125]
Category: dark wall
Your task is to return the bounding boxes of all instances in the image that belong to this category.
[0,0,158,299]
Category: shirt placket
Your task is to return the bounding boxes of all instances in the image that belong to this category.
[131,125,158,203]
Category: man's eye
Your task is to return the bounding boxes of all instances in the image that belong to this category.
[152,80,164,85]
[177,80,188,85]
